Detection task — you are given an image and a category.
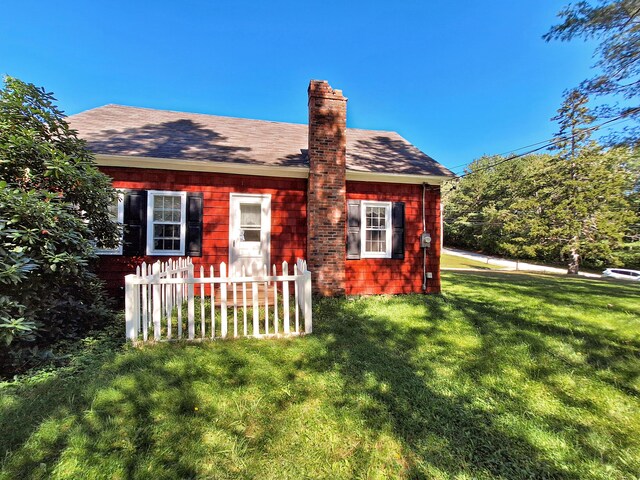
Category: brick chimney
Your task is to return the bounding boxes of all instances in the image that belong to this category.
[307,80,347,296]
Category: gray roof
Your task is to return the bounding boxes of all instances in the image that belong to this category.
[68,104,453,177]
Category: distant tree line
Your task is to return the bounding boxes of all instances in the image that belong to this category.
[443,90,639,271]
[443,148,639,271]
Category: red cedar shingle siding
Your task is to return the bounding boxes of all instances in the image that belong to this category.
[345,181,441,295]
[97,167,441,295]
[98,167,307,294]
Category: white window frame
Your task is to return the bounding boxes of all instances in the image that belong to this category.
[361,200,392,259]
[95,192,124,256]
[146,190,187,256]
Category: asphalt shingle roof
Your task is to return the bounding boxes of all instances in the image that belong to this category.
[68,104,453,177]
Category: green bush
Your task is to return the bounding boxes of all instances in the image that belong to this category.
[0,77,119,375]
[615,243,640,269]
[0,185,114,372]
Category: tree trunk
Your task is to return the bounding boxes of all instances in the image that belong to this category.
[567,245,580,275]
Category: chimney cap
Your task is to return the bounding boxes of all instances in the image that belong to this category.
[308,80,347,101]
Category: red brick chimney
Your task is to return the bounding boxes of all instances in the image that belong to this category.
[307,80,347,296]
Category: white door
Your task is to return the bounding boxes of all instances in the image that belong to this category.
[229,193,271,276]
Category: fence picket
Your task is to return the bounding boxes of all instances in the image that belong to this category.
[283,261,290,335]
[233,271,238,338]
[200,265,205,339]
[273,264,279,335]
[125,275,137,341]
[242,265,248,336]
[210,265,215,339]
[264,265,269,335]
[177,261,182,339]
[252,271,259,337]
[188,261,195,340]
[303,270,313,334]
[152,262,161,341]
[141,262,148,342]
[294,263,299,334]
[221,262,228,338]
[167,260,172,340]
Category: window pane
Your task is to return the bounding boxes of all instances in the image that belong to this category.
[240,204,261,227]
[366,206,385,230]
[242,229,260,242]
[366,229,386,252]
[153,195,183,223]
[151,194,183,251]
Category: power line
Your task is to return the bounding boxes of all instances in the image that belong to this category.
[451,109,640,179]
[447,109,639,176]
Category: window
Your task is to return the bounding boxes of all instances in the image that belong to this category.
[147,191,187,255]
[95,193,124,255]
[361,201,392,258]
[239,203,261,242]
[347,200,404,260]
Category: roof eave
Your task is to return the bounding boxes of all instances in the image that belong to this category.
[94,154,452,185]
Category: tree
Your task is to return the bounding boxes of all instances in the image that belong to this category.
[507,91,634,273]
[544,0,640,144]
[443,93,636,272]
[0,77,119,367]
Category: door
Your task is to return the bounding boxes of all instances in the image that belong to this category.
[229,193,271,276]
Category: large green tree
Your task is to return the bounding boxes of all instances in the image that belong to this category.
[444,93,636,271]
[544,0,640,143]
[0,77,119,363]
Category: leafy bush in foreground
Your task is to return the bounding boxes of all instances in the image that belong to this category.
[0,77,118,374]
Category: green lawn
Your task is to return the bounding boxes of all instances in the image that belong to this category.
[441,252,506,270]
[1,272,639,479]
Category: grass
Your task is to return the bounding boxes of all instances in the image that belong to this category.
[1,272,639,479]
[441,252,506,270]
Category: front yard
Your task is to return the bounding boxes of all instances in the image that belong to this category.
[1,272,639,479]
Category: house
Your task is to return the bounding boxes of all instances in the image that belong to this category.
[68,80,454,296]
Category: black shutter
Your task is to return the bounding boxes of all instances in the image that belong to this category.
[123,190,147,256]
[347,200,361,260]
[186,192,203,257]
[391,202,405,259]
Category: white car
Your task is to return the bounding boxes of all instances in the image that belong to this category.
[602,268,640,281]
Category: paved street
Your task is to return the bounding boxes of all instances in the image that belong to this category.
[443,247,601,278]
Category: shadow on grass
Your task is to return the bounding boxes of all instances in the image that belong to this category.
[306,280,639,479]
[0,336,315,479]
[306,295,572,478]
[1,272,638,478]
[0,343,205,478]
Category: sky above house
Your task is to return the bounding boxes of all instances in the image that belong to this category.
[0,1,611,174]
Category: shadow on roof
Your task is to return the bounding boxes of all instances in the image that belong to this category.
[348,135,446,176]
[85,119,310,166]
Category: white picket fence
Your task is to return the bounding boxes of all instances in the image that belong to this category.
[124,258,312,343]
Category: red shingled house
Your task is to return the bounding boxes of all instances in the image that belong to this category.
[68,80,453,296]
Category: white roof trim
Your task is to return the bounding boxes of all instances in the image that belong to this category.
[94,154,309,179]
[94,154,451,184]
[345,170,450,185]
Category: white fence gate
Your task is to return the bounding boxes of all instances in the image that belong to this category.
[124,258,312,343]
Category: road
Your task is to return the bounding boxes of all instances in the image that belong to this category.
[443,247,601,278]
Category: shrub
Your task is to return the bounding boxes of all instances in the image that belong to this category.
[0,77,118,374]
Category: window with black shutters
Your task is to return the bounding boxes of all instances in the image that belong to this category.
[121,190,203,257]
[346,200,404,260]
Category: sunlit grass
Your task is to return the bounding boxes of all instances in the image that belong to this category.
[441,252,506,270]
[1,271,639,479]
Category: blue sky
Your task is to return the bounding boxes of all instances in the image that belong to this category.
[1,1,602,173]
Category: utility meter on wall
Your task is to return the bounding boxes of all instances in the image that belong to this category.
[420,232,431,248]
